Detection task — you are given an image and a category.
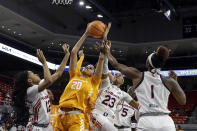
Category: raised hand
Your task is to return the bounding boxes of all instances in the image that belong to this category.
[103,22,111,40]
[85,23,91,36]
[95,40,108,54]
[37,49,47,64]
[78,50,84,57]
[103,40,111,54]
[62,44,70,54]
[169,70,177,81]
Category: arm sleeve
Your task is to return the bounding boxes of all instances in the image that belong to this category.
[27,85,38,102]
[122,91,133,103]
[69,56,84,79]
[103,56,109,74]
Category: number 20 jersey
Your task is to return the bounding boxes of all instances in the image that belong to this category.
[135,71,171,115]
[94,77,133,121]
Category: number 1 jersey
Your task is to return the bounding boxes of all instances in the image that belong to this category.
[135,71,170,115]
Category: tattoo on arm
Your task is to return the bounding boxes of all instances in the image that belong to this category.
[162,76,186,105]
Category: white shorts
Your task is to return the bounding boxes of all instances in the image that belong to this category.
[26,123,53,131]
[136,115,175,131]
[117,128,131,131]
[90,109,118,131]
[114,124,131,131]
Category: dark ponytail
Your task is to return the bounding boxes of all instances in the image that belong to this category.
[12,71,30,126]
[151,46,169,68]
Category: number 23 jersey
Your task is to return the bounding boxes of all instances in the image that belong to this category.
[94,77,133,120]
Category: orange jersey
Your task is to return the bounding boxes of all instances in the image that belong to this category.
[50,105,59,128]
[59,56,101,113]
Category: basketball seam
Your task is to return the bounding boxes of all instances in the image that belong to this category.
[89,24,105,35]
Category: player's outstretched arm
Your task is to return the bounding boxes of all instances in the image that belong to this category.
[51,44,70,83]
[162,72,186,105]
[95,52,105,77]
[37,49,52,92]
[70,26,89,71]
[105,41,142,80]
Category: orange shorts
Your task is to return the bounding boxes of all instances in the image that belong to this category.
[54,112,85,131]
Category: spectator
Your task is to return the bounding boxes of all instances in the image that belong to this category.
[176,125,184,131]
[173,108,179,114]
[9,124,17,131]
[180,108,185,115]
[0,123,6,131]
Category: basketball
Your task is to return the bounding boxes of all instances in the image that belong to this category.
[87,20,106,38]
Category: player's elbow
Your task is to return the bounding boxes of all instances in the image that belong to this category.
[71,49,77,56]
[46,77,53,85]
[177,94,186,105]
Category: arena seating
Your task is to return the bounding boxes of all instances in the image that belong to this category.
[169,91,197,124]
[0,76,13,103]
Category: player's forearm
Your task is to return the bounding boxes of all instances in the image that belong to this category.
[56,53,70,77]
[71,32,88,55]
[42,62,52,84]
[95,53,105,77]
[103,55,109,74]
[172,81,186,105]
[107,52,119,69]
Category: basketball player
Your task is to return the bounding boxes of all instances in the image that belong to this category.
[47,89,59,130]
[90,41,139,131]
[104,41,186,131]
[114,87,138,131]
[114,101,135,131]
[54,25,105,131]
[12,44,70,131]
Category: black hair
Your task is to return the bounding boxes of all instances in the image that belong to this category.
[151,53,165,68]
[151,46,169,68]
[12,71,30,126]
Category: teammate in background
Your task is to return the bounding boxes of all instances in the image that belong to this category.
[54,25,105,131]
[90,40,138,131]
[115,101,135,131]
[47,89,59,130]
[104,41,186,131]
[12,44,70,131]
[113,86,138,131]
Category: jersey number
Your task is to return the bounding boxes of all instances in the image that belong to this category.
[71,81,82,90]
[46,100,50,113]
[151,85,154,99]
[102,95,116,108]
[121,108,128,117]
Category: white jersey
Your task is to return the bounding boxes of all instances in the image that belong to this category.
[116,102,135,127]
[94,77,133,122]
[27,80,51,125]
[135,71,170,116]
